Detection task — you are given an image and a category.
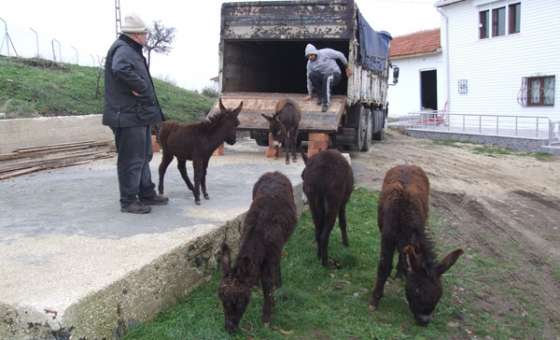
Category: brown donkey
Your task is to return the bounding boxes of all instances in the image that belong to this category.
[301,149,353,267]
[369,165,463,326]
[262,98,301,164]
[157,99,242,204]
[218,171,297,333]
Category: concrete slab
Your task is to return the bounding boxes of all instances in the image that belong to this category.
[0,138,305,339]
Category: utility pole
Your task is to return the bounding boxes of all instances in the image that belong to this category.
[0,17,18,57]
[115,0,122,38]
[29,27,39,57]
[71,45,79,64]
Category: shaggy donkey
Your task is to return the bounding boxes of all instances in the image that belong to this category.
[262,98,301,164]
[369,165,463,326]
[219,171,297,333]
[301,149,353,267]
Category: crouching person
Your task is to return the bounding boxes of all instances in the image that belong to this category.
[103,14,168,214]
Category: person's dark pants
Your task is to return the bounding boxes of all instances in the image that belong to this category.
[112,126,157,207]
[309,71,341,105]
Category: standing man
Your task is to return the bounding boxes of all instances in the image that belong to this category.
[103,14,168,214]
[303,43,352,112]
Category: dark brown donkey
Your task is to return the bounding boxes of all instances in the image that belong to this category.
[157,99,243,205]
[301,149,353,267]
[262,98,301,164]
[218,171,297,333]
[369,165,463,326]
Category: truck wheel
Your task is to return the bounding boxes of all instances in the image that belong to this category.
[360,108,372,151]
[372,110,386,141]
[251,131,269,146]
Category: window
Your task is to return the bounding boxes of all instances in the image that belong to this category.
[527,76,555,106]
[492,7,506,37]
[479,10,489,39]
[509,3,521,34]
[479,2,521,39]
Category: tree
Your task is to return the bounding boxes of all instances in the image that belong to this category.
[145,21,176,68]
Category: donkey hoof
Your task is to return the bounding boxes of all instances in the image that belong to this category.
[263,322,270,328]
[368,304,377,312]
[204,194,210,200]
[195,200,201,205]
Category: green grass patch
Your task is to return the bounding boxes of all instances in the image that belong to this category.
[0,56,212,122]
[431,139,467,148]
[125,189,545,339]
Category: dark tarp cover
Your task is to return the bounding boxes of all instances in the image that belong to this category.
[357,11,392,73]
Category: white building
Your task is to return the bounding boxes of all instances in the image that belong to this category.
[387,29,447,117]
[436,0,559,120]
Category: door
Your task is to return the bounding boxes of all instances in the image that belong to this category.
[420,70,438,110]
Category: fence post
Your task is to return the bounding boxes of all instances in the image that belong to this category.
[462,115,465,132]
[536,118,539,138]
[479,115,482,134]
[29,27,39,57]
[496,116,499,135]
[71,45,79,64]
[515,116,518,136]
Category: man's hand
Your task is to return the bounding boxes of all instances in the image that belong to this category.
[303,95,312,101]
[132,90,140,97]
[346,66,353,78]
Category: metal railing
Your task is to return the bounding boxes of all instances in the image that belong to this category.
[406,111,553,140]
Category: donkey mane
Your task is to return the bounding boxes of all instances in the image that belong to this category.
[200,110,229,131]
[275,98,298,114]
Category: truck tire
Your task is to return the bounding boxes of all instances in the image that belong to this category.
[251,131,269,146]
[372,109,386,141]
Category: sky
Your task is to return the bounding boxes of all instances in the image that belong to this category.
[1,0,441,90]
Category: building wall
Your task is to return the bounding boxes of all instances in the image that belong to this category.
[387,53,446,117]
[441,0,560,119]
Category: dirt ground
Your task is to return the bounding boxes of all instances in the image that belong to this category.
[351,129,560,338]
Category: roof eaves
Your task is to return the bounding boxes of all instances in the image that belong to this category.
[435,0,466,8]
[391,49,442,60]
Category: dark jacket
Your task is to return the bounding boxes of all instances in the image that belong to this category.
[103,35,165,128]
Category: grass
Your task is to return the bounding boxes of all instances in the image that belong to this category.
[124,188,546,340]
[0,56,213,122]
[431,139,555,161]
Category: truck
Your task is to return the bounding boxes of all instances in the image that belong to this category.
[211,0,398,151]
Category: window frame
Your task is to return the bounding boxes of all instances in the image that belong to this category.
[492,6,506,37]
[478,1,521,40]
[526,76,555,107]
[508,3,521,34]
[479,10,489,39]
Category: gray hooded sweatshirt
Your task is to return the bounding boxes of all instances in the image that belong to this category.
[305,43,349,95]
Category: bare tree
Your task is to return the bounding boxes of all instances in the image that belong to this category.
[145,21,176,68]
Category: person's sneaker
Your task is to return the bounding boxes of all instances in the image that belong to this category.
[321,103,329,112]
[140,194,169,206]
[121,201,151,214]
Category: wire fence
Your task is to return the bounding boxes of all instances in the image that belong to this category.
[0,17,103,67]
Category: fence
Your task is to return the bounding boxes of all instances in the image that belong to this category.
[0,16,103,67]
[405,111,558,144]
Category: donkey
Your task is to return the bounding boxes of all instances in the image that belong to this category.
[218,171,297,333]
[369,165,463,326]
[261,98,301,164]
[301,149,353,267]
[158,99,243,205]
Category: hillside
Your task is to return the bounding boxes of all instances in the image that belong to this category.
[0,56,213,122]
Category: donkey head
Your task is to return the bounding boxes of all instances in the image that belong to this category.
[218,244,253,333]
[218,99,243,145]
[261,113,287,147]
[403,244,463,326]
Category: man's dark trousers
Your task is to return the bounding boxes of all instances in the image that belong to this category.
[309,70,341,105]
[112,125,157,207]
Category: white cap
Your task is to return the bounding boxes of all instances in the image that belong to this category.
[305,43,318,57]
[120,14,148,34]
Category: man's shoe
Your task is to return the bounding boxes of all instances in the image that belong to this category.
[140,194,169,206]
[321,103,329,112]
[121,201,151,214]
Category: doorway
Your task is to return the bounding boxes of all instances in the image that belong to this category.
[420,70,438,110]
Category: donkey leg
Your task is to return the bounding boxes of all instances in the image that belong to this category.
[291,130,298,162]
[308,196,324,258]
[158,151,174,194]
[192,160,203,204]
[261,263,276,326]
[285,138,290,165]
[339,204,349,247]
[177,159,194,192]
[319,206,338,267]
[369,238,395,310]
[395,251,407,279]
[201,158,210,200]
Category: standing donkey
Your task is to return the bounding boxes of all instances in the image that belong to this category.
[261,98,301,164]
[157,99,243,205]
[301,149,353,267]
[218,171,297,333]
[369,165,463,325]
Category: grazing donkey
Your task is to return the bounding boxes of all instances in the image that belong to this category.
[261,98,301,164]
[301,149,353,267]
[158,99,243,205]
[218,171,297,333]
[369,165,463,326]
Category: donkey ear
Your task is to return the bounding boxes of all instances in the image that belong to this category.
[219,98,226,112]
[404,245,423,273]
[261,114,273,122]
[232,101,243,116]
[220,243,231,275]
[436,249,464,276]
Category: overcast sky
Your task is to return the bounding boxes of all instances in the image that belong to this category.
[1,0,441,90]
